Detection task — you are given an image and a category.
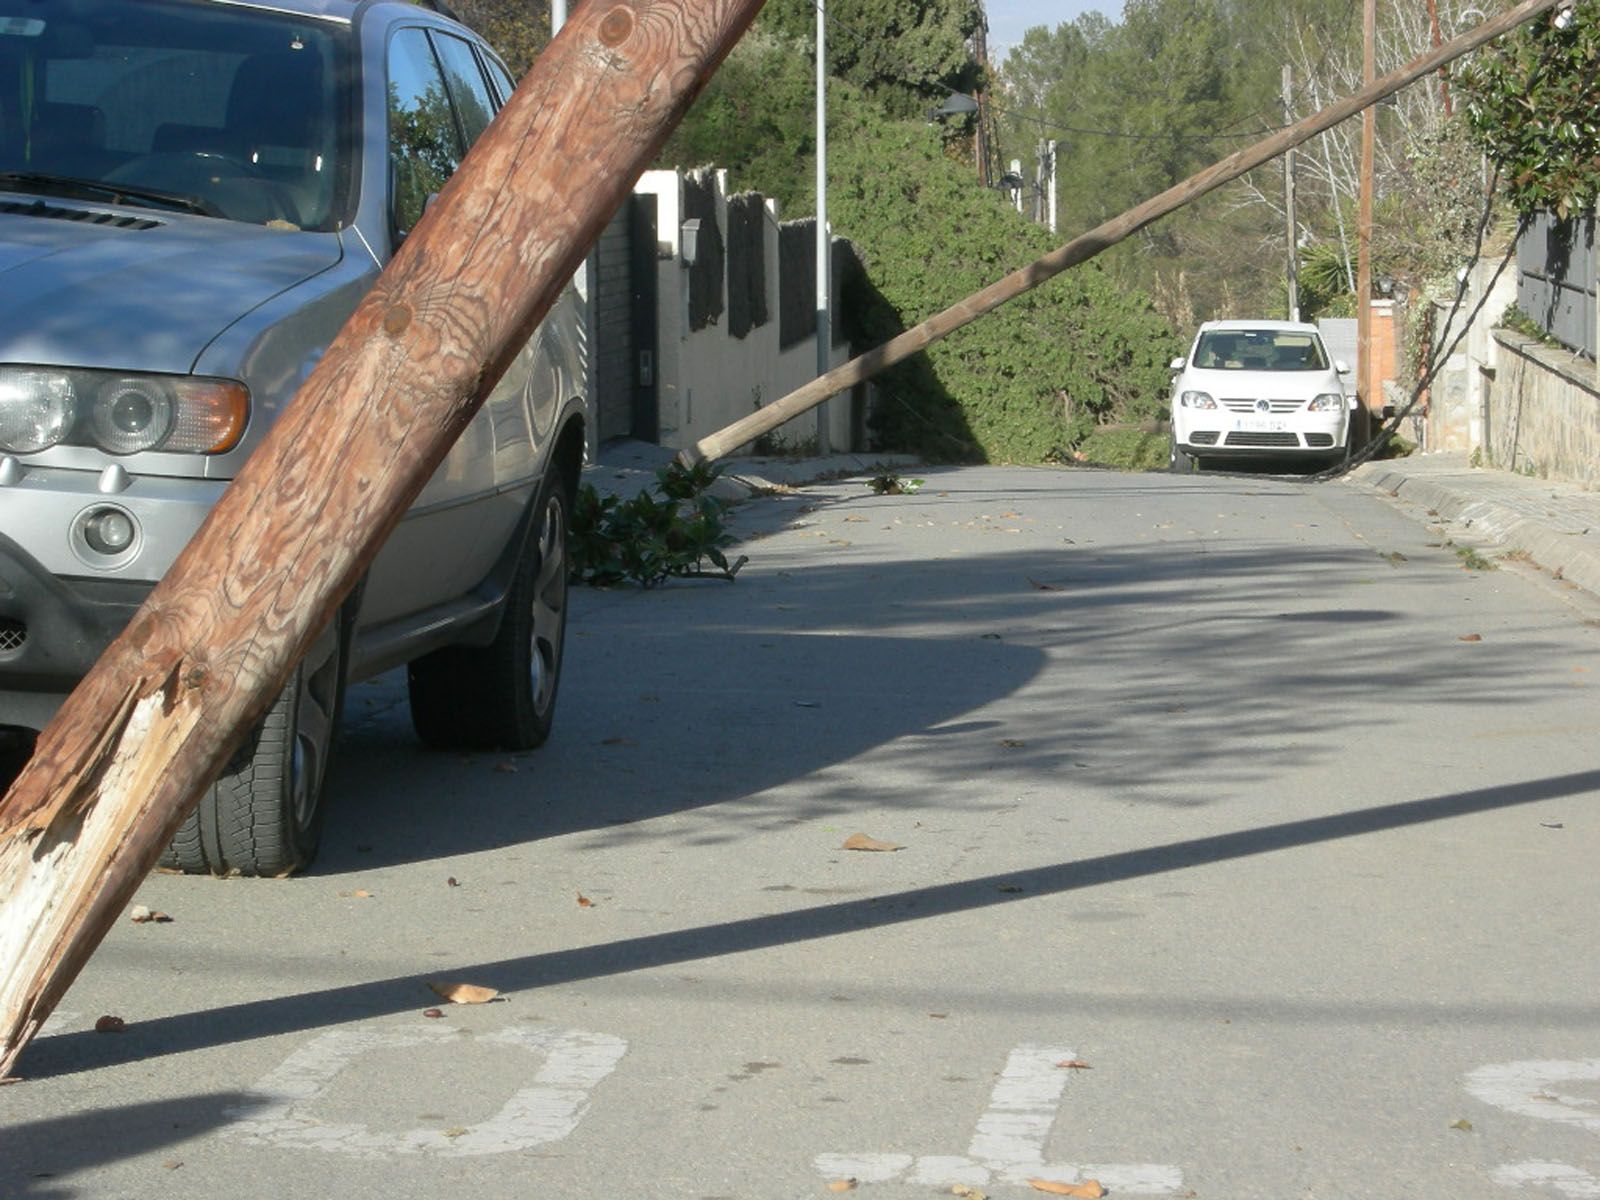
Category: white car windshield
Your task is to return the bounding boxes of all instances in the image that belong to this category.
[1192,330,1329,372]
[0,0,351,230]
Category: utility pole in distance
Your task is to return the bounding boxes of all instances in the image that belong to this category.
[1283,65,1299,321]
[815,0,831,454]
[1356,0,1377,444]
[1046,139,1058,235]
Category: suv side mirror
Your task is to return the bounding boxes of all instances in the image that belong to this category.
[1334,359,1351,374]
[1169,357,1186,371]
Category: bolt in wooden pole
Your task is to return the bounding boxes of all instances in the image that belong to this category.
[0,0,767,1080]
[681,0,1559,467]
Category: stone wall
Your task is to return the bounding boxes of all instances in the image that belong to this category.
[1487,330,1600,487]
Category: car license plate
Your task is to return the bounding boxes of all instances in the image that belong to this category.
[1236,417,1287,432]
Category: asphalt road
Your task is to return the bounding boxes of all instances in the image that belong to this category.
[4,464,1599,1200]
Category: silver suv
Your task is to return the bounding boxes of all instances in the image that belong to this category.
[0,0,587,874]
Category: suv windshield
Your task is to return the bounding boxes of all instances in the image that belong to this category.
[1192,329,1330,372]
[0,0,351,230]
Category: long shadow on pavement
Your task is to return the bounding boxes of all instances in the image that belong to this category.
[21,766,1600,1079]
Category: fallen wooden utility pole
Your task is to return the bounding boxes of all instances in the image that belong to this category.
[681,0,1558,466]
[0,0,767,1079]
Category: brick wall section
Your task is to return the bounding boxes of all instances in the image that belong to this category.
[1365,300,1397,410]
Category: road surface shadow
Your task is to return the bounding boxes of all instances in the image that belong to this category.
[19,767,1600,1079]
[0,1092,257,1198]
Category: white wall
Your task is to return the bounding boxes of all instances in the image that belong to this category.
[634,168,851,455]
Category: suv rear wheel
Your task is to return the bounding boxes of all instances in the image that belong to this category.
[160,618,345,876]
[407,464,570,751]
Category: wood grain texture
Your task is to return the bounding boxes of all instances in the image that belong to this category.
[0,0,768,1079]
[683,0,1559,466]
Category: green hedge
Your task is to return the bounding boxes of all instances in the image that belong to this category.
[831,115,1180,463]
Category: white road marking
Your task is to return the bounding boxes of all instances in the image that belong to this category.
[224,1024,626,1157]
[814,1043,1184,1193]
[1493,1163,1600,1198]
[1466,1060,1600,1132]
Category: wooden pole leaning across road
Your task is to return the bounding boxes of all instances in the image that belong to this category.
[681,0,1559,467]
[0,0,768,1080]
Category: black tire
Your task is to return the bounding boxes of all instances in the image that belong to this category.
[1170,435,1197,474]
[159,617,346,877]
[408,464,570,751]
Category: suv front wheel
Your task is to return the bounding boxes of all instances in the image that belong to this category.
[160,616,346,876]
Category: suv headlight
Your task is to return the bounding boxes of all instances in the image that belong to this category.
[0,367,248,455]
[1306,393,1345,412]
[0,369,75,453]
[1178,390,1217,409]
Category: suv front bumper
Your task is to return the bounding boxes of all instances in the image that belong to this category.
[0,532,150,730]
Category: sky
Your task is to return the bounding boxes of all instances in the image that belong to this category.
[985,1,1120,60]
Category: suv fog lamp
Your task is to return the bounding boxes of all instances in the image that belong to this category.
[0,369,76,453]
[82,507,137,556]
[91,378,174,455]
[1306,393,1344,412]
[1179,390,1217,409]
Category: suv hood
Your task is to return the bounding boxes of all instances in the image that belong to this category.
[0,206,343,374]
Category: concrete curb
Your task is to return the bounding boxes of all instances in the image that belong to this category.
[1351,461,1600,601]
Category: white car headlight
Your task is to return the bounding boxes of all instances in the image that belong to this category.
[1306,393,1345,412]
[1178,390,1217,410]
[0,366,248,455]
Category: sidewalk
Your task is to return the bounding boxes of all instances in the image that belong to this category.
[583,438,920,503]
[1349,453,1600,600]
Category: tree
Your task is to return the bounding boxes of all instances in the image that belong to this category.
[1454,0,1600,216]
[449,0,551,77]
[655,30,819,214]
[994,2,1281,322]
[756,0,984,117]
[827,104,1179,462]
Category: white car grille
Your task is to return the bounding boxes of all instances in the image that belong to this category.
[1221,398,1304,413]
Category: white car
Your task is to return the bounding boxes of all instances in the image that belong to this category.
[1168,320,1354,471]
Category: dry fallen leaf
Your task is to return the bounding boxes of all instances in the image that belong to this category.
[427,981,500,1005]
[447,877,460,888]
[827,1180,858,1193]
[338,889,374,899]
[1450,1118,1473,1131]
[128,905,172,924]
[422,1008,445,1019]
[1027,578,1061,591]
[951,1186,988,1199]
[999,738,1026,748]
[842,832,904,852]
[161,1160,183,1171]
[1458,633,1483,643]
[1029,1180,1104,1198]
[493,760,519,773]
[443,1127,469,1139]
[94,1015,126,1033]
[997,884,1025,894]
[1056,1059,1092,1070]
[600,736,636,746]
[577,892,596,908]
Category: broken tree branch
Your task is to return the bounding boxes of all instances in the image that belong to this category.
[680,0,1558,466]
[0,0,767,1079]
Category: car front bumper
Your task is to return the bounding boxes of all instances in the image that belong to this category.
[1174,408,1349,455]
[0,532,151,730]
